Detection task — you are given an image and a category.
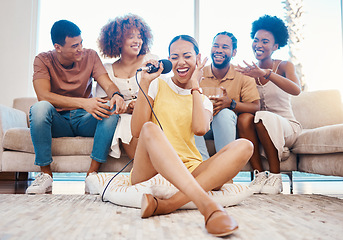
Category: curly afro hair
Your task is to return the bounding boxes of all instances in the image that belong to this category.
[250,15,289,49]
[98,14,153,58]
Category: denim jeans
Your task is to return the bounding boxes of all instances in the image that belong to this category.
[194,108,237,160]
[29,101,119,166]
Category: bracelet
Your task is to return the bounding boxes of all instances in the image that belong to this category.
[191,88,202,94]
[264,70,272,79]
[112,91,124,99]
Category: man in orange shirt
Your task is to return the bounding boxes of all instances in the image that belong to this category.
[195,31,260,159]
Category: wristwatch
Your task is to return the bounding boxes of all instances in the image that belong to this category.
[112,91,124,99]
[228,99,236,110]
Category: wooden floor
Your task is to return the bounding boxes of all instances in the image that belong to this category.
[1,178,342,199]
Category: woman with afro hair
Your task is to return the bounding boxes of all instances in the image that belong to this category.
[236,15,302,194]
[95,14,158,161]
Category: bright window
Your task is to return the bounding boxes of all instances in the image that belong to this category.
[37,0,343,94]
[38,0,194,61]
[198,0,288,65]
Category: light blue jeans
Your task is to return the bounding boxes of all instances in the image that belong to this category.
[29,101,119,166]
[194,108,237,160]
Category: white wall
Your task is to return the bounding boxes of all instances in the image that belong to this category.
[0,0,39,107]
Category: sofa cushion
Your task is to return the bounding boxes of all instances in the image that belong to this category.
[0,105,27,137]
[12,97,37,127]
[298,153,343,177]
[3,128,94,155]
[291,90,343,129]
[292,124,343,154]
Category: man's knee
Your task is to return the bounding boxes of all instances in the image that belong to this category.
[102,112,119,126]
[214,108,237,123]
[212,109,237,134]
[30,101,55,121]
[100,101,120,124]
[30,101,54,113]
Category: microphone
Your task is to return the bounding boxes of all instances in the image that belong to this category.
[138,59,172,74]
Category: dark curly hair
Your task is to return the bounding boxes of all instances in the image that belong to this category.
[98,14,153,58]
[250,15,289,49]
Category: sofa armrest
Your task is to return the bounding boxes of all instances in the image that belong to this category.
[0,104,28,138]
[0,104,28,168]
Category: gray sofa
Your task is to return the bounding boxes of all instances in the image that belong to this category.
[1,89,343,187]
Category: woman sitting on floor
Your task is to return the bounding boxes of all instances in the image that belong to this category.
[130,34,253,237]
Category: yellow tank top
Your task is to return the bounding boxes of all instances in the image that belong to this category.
[151,78,202,168]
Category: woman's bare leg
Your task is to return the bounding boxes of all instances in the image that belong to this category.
[255,121,280,173]
[237,113,264,172]
[131,122,216,214]
[131,122,252,236]
[145,137,253,215]
[122,137,138,160]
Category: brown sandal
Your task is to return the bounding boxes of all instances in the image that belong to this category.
[141,193,159,218]
[204,203,238,237]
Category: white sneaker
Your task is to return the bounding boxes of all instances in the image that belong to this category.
[261,172,283,194]
[85,172,100,195]
[26,173,53,194]
[249,170,268,194]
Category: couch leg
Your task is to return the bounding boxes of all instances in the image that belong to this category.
[282,172,293,194]
[15,172,29,181]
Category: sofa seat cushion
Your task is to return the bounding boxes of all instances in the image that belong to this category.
[3,128,94,155]
[292,124,343,154]
[298,153,343,177]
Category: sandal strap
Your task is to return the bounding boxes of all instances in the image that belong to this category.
[205,207,226,226]
[152,196,159,216]
[205,209,224,226]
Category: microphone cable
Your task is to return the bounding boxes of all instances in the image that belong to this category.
[101,70,162,202]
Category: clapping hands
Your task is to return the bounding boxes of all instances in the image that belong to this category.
[236,60,268,78]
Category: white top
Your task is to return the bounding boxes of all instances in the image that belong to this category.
[95,53,158,158]
[96,53,159,103]
[257,80,297,121]
[255,80,302,160]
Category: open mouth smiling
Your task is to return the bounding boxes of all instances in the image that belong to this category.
[131,44,140,50]
[255,49,264,55]
[177,67,189,76]
[213,54,225,60]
